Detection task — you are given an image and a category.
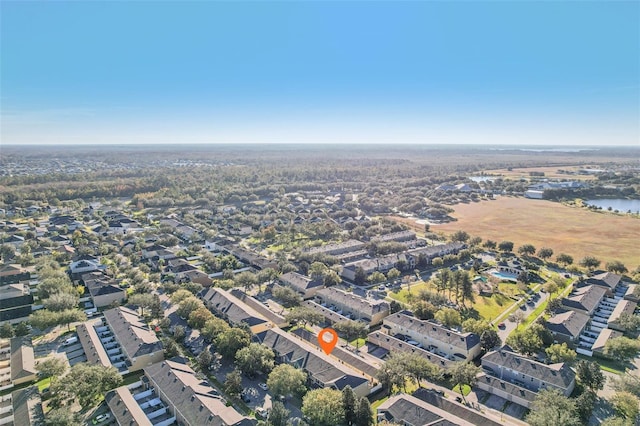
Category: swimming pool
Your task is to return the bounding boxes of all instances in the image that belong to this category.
[490,270,518,282]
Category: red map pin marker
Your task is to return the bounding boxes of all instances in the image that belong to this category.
[318,328,338,355]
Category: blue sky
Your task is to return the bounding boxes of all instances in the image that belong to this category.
[1,1,638,145]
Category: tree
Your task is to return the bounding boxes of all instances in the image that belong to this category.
[188,306,213,329]
[579,256,601,271]
[197,348,214,372]
[354,267,367,286]
[50,363,122,410]
[45,408,80,426]
[127,293,160,318]
[302,388,345,426]
[556,253,574,266]
[273,286,302,308]
[575,389,597,423]
[44,292,79,312]
[36,357,67,382]
[605,336,640,363]
[434,307,461,327]
[285,306,323,328]
[508,310,526,327]
[614,313,640,333]
[545,343,577,364]
[543,281,559,294]
[387,268,401,281]
[14,322,30,337]
[266,401,289,426]
[235,271,258,293]
[173,324,186,342]
[177,296,204,320]
[610,391,639,421]
[235,343,275,377]
[498,241,514,253]
[412,300,436,320]
[483,240,497,250]
[462,318,491,335]
[606,261,628,275]
[611,374,640,398]
[450,230,470,243]
[342,385,357,426]
[354,397,374,426]
[0,322,14,338]
[309,262,329,280]
[537,247,554,261]
[201,317,230,342]
[224,369,243,397]
[333,320,368,349]
[170,288,193,304]
[480,329,502,351]
[506,324,543,355]
[518,244,536,256]
[545,298,563,314]
[525,388,581,426]
[0,244,16,262]
[575,360,605,391]
[215,327,251,359]
[449,361,480,403]
[267,364,307,397]
[367,271,386,284]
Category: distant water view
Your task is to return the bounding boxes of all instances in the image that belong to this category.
[469,176,496,182]
[586,199,640,213]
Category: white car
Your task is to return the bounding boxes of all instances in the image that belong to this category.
[92,414,110,424]
[258,383,268,391]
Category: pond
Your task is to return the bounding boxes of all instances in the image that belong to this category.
[586,199,640,213]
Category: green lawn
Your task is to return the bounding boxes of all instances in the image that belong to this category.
[576,354,626,375]
[36,377,51,392]
[472,293,514,321]
[349,338,367,348]
[452,383,471,396]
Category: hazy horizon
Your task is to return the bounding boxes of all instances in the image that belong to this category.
[2,1,638,146]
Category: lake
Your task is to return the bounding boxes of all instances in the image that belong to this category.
[586,199,640,213]
[469,176,496,182]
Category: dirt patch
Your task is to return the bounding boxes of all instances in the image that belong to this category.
[426,197,640,269]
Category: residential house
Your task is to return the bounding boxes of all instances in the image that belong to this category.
[381,311,482,361]
[257,327,371,398]
[367,331,453,369]
[0,337,36,390]
[279,272,324,299]
[0,282,33,323]
[0,386,44,426]
[69,258,106,277]
[591,329,623,358]
[404,242,465,269]
[545,310,590,347]
[370,230,416,243]
[315,287,390,326]
[77,307,164,374]
[105,359,251,426]
[201,288,272,334]
[561,285,607,316]
[477,345,576,409]
[304,240,366,257]
[607,300,638,333]
[0,265,30,286]
[340,254,402,282]
[81,272,126,308]
[583,271,623,297]
[377,391,502,426]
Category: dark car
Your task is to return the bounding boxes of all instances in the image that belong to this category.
[497,322,506,329]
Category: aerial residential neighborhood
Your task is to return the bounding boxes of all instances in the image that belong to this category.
[0,144,639,426]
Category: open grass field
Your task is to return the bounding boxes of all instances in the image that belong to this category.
[481,165,597,181]
[431,197,640,269]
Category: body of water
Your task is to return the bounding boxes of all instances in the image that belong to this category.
[469,176,496,182]
[586,199,640,213]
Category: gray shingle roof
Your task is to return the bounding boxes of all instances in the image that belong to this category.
[545,310,590,339]
[103,307,163,359]
[384,312,480,351]
[481,346,575,391]
[562,285,607,313]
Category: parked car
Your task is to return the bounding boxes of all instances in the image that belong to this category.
[92,414,110,424]
[258,383,268,391]
[497,322,506,329]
